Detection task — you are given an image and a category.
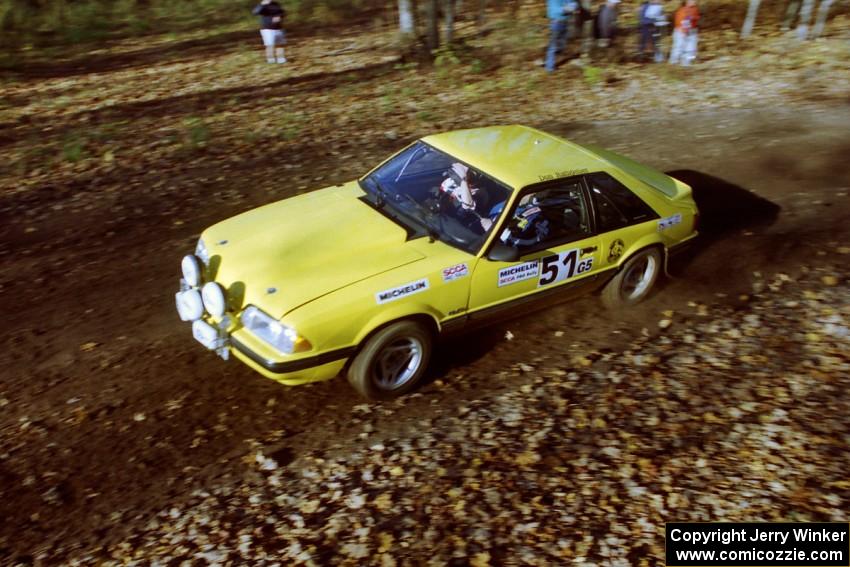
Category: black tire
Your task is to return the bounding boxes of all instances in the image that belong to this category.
[347,321,433,401]
[600,247,663,309]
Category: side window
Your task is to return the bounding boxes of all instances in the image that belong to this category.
[588,172,658,232]
[501,180,591,251]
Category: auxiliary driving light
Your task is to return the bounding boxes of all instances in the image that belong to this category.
[175,289,204,321]
[181,254,202,287]
[201,282,227,318]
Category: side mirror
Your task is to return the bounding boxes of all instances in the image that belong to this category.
[487,243,520,262]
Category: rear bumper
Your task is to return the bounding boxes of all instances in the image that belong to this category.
[667,231,698,257]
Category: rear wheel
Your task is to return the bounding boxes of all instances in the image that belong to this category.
[601,247,663,308]
[347,321,433,401]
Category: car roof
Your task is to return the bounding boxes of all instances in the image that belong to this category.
[422,125,609,190]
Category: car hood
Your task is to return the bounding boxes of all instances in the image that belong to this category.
[200,182,424,318]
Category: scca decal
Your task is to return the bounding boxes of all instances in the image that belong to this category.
[658,213,682,231]
[375,278,430,304]
[498,261,539,287]
[442,263,469,282]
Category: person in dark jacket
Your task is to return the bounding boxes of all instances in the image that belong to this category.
[637,0,666,62]
[595,0,620,47]
[253,0,286,64]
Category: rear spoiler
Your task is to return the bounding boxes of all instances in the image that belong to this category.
[581,144,692,201]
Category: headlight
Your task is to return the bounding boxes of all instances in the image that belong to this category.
[201,282,226,317]
[175,289,204,321]
[240,306,312,354]
[195,238,210,265]
[181,254,202,287]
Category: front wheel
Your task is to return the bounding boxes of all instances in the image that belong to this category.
[601,247,663,308]
[347,321,433,401]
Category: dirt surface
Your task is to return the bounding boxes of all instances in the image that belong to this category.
[1,101,848,563]
[85,264,850,565]
[1,19,849,563]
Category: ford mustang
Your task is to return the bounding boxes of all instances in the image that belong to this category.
[175,126,698,400]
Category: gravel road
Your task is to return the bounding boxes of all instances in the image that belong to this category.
[75,262,850,565]
[2,102,849,564]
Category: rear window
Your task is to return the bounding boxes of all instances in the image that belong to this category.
[588,172,658,232]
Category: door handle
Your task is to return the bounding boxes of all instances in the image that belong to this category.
[580,246,597,256]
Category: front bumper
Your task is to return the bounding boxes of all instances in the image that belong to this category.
[230,338,352,385]
[176,281,352,386]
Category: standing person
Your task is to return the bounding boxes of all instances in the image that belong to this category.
[637,0,665,62]
[669,0,699,66]
[253,0,287,64]
[595,0,621,49]
[545,0,579,73]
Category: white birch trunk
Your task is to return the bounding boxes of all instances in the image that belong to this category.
[444,0,455,44]
[796,0,815,39]
[398,0,415,35]
[740,0,762,38]
[812,0,835,38]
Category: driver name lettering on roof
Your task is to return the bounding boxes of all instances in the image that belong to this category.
[498,261,540,287]
[375,279,430,304]
[441,263,469,282]
[537,168,589,182]
[658,213,683,231]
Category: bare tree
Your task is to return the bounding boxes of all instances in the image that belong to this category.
[782,0,801,31]
[398,0,415,37]
[579,0,593,59]
[796,0,815,39]
[476,0,488,28]
[812,0,835,38]
[425,0,439,49]
[741,0,762,38]
[444,0,455,45]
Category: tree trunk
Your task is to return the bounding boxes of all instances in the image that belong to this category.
[476,0,488,28]
[741,0,761,38]
[580,0,593,59]
[782,0,801,31]
[425,0,439,50]
[795,0,815,39]
[444,0,455,45]
[398,0,415,36]
[509,0,522,19]
[812,0,835,38]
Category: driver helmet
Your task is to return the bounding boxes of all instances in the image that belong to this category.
[501,204,550,246]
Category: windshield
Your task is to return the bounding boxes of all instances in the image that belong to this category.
[360,142,512,254]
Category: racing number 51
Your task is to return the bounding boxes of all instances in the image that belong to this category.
[539,249,593,287]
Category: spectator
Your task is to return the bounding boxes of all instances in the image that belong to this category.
[253,0,287,64]
[637,0,666,62]
[545,0,579,72]
[669,0,699,66]
[595,0,621,49]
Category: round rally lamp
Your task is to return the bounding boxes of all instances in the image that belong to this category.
[181,254,202,287]
[175,289,204,322]
[201,282,227,318]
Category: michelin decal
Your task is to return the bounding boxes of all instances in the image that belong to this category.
[376,278,430,304]
[498,261,539,287]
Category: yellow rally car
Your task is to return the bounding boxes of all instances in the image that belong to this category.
[175,126,698,400]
